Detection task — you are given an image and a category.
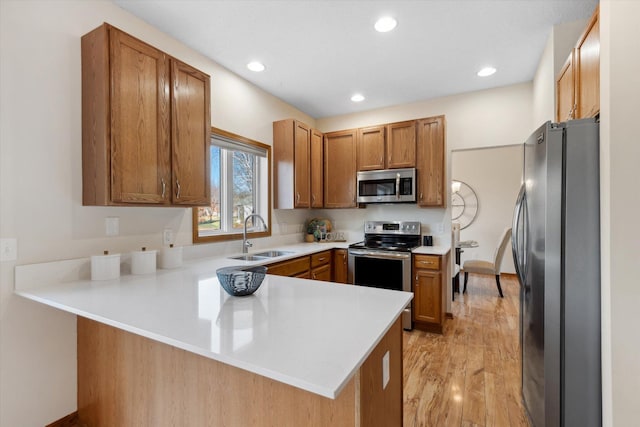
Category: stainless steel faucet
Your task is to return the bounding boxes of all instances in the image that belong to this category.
[243,213,267,253]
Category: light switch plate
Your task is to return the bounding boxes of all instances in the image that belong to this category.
[0,238,18,262]
[105,217,119,236]
[382,351,390,390]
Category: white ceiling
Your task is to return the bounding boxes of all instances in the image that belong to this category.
[114,0,598,119]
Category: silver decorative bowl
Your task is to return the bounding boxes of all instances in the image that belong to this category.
[216,265,267,296]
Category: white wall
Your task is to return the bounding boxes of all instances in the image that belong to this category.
[452,145,523,274]
[599,1,640,426]
[0,1,316,425]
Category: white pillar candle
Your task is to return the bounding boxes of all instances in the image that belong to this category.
[91,251,120,281]
[131,247,157,275]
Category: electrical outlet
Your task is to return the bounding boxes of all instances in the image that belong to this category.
[105,217,119,236]
[163,228,173,245]
[382,351,390,390]
[0,238,18,262]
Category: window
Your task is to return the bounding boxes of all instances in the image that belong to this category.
[193,128,271,243]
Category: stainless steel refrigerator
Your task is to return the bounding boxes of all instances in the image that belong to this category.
[512,118,601,427]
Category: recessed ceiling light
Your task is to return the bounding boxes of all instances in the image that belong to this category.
[247,61,265,72]
[477,67,497,77]
[374,16,397,33]
[351,94,365,102]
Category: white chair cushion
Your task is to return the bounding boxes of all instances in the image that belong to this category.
[462,259,496,275]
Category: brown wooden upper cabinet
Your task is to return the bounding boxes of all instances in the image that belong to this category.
[386,120,416,169]
[416,116,446,207]
[310,129,324,208]
[556,6,599,122]
[324,129,357,208]
[357,126,386,171]
[273,119,315,209]
[81,24,210,207]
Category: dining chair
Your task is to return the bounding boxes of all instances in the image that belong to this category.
[462,227,512,298]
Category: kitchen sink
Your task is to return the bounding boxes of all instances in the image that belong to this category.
[228,254,270,261]
[252,250,295,258]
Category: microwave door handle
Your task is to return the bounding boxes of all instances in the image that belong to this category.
[396,173,401,200]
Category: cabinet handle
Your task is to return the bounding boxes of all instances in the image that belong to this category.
[176,179,181,199]
[420,261,434,265]
[380,156,383,164]
[312,273,317,279]
[296,192,300,204]
[161,178,166,199]
[312,194,316,203]
[420,192,423,200]
[318,257,326,262]
[415,275,418,281]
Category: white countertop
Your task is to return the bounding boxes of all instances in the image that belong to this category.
[15,243,412,399]
[412,245,451,256]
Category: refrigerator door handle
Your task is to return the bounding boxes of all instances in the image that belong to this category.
[512,184,526,286]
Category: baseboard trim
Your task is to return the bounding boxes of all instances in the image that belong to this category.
[46,411,81,427]
[445,312,454,319]
[501,273,517,279]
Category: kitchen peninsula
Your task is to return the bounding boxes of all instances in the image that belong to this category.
[15,247,411,426]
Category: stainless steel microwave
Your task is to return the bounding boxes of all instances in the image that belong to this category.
[356,168,417,204]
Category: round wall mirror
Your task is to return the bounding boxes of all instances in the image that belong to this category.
[451,180,478,229]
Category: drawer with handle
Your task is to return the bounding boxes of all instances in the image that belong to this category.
[413,254,440,270]
[311,250,332,268]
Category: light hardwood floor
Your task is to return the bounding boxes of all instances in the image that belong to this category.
[403,273,530,427]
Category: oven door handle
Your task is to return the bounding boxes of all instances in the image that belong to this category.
[349,249,411,260]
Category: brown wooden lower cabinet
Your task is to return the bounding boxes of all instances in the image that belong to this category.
[412,252,450,334]
[266,250,337,283]
[333,249,349,284]
[77,316,403,427]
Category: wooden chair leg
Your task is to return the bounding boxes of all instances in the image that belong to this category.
[463,272,469,293]
[495,274,504,298]
[452,277,455,301]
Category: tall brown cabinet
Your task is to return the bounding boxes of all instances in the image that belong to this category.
[82,24,210,207]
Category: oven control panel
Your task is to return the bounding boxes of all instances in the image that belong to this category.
[364,221,421,235]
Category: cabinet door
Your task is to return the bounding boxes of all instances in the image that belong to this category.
[294,121,311,208]
[386,121,416,169]
[310,129,324,208]
[324,130,357,208]
[357,126,385,171]
[556,51,576,122]
[413,270,441,324]
[311,264,332,281]
[416,116,445,207]
[577,11,599,118]
[171,59,211,206]
[333,249,349,284]
[110,28,171,204]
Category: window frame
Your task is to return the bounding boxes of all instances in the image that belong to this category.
[192,127,271,244]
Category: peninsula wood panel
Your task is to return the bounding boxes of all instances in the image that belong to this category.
[77,316,403,426]
[359,318,403,427]
[386,120,416,169]
[324,130,357,208]
[310,129,324,207]
[170,59,210,205]
[416,116,445,207]
[357,125,386,171]
[77,317,356,427]
[576,8,600,118]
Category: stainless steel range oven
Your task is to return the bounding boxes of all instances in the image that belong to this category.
[348,221,421,330]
